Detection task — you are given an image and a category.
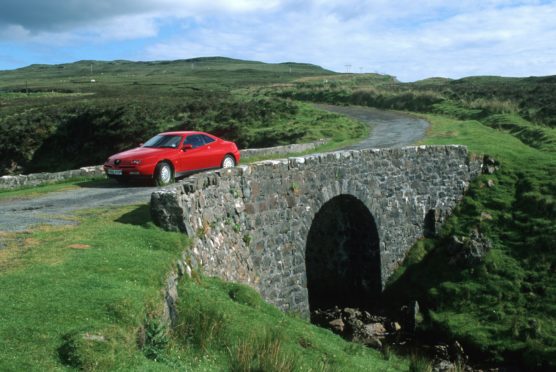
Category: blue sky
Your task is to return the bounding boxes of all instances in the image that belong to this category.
[0,0,555,81]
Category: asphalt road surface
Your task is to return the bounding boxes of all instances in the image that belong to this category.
[0,105,428,234]
[316,104,429,150]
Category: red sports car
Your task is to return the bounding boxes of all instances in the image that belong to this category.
[103,131,240,185]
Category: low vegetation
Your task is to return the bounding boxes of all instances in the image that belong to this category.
[0,58,353,176]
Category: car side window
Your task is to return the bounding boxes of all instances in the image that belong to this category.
[201,134,215,145]
[184,135,205,149]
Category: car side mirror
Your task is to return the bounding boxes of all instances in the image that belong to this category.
[138,143,144,147]
[183,144,193,151]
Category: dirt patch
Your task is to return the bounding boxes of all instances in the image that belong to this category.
[68,244,91,250]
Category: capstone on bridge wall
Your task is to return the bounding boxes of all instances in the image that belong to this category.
[151,145,481,318]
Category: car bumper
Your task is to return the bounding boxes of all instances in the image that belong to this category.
[103,164,153,178]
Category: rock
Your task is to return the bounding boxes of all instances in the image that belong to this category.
[343,307,362,320]
[350,323,383,349]
[449,340,468,364]
[447,229,492,267]
[392,322,402,332]
[482,155,499,174]
[364,323,387,338]
[362,336,383,349]
[487,179,495,188]
[431,344,450,360]
[433,359,457,372]
[480,212,493,221]
[328,318,345,333]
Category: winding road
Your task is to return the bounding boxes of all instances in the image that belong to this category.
[0,105,428,234]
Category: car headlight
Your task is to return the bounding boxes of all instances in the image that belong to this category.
[131,160,142,165]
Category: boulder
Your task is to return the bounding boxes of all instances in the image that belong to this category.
[328,318,345,333]
[447,229,491,267]
[482,155,499,174]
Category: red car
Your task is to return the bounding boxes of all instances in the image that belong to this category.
[103,131,240,185]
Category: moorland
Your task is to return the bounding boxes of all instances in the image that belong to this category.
[0,57,555,371]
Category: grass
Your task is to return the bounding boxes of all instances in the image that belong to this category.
[0,204,188,370]
[384,113,556,369]
[0,201,410,370]
[0,176,108,200]
[162,276,408,371]
[0,57,332,95]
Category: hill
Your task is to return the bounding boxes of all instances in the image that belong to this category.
[0,58,364,176]
[0,57,332,94]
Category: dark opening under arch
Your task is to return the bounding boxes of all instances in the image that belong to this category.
[305,195,381,314]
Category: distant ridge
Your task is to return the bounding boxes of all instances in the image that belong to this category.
[5,57,333,74]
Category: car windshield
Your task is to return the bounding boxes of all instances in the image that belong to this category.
[143,135,182,148]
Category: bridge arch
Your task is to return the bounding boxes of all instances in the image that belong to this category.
[305,194,381,314]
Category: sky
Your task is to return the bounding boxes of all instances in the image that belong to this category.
[0,0,555,81]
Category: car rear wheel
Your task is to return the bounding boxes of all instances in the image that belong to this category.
[222,155,236,168]
[155,162,173,186]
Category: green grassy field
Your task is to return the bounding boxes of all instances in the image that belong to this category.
[0,205,188,370]
[0,203,409,371]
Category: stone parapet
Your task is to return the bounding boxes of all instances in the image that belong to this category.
[240,140,327,159]
[0,166,105,190]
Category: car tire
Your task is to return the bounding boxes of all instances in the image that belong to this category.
[222,155,236,168]
[155,161,173,186]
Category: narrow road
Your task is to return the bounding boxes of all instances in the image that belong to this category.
[315,104,429,150]
[0,106,428,233]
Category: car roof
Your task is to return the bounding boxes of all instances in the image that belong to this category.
[159,131,210,136]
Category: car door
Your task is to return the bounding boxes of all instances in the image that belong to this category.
[180,134,211,172]
[199,134,222,168]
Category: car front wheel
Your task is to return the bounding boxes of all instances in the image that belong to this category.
[222,155,236,168]
[155,162,173,186]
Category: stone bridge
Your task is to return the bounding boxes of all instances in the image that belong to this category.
[151,145,481,318]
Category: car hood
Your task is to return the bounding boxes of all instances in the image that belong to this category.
[108,147,173,160]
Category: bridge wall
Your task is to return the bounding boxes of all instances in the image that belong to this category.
[151,145,481,317]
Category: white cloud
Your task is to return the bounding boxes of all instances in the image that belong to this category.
[1,1,555,80]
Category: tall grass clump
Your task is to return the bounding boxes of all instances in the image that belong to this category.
[229,330,298,372]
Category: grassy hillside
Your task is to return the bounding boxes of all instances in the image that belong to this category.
[385,114,556,370]
[0,199,407,371]
[0,57,331,94]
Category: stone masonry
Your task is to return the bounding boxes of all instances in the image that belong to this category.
[151,145,482,318]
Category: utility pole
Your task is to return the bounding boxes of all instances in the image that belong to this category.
[345,64,351,73]
[90,63,93,75]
